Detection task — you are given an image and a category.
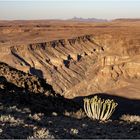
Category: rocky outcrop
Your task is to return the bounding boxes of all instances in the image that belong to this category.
[0,62,52,94]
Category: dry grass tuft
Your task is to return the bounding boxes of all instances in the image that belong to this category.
[120,114,140,123]
[28,128,54,139]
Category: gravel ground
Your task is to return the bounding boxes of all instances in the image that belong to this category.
[0,81,140,139]
[1,97,140,139]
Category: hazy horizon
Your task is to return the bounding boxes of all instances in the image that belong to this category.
[0,0,139,20]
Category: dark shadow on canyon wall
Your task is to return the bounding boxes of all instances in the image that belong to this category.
[0,76,80,115]
[29,67,44,79]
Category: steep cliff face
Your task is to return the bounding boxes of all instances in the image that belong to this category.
[1,34,140,98]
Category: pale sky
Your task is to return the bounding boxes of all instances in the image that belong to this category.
[0,0,139,20]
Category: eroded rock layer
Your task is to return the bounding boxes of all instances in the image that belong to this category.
[1,34,140,98]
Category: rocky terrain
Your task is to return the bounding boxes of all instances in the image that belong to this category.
[0,62,140,139]
[0,20,140,98]
[0,20,140,138]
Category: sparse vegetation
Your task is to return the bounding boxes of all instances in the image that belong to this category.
[28,128,55,139]
[84,96,118,121]
[1,90,140,139]
[120,114,140,123]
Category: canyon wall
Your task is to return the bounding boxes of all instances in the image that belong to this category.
[0,34,140,98]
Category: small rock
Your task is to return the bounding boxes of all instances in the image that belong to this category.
[0,128,3,133]
[52,112,57,116]
[82,123,88,127]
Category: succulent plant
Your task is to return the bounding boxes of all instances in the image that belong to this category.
[84,96,118,121]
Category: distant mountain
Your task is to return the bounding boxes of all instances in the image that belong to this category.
[113,18,140,22]
[70,17,108,22]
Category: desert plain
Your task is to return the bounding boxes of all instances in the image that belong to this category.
[0,19,140,138]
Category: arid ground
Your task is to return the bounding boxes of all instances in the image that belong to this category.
[0,19,140,138]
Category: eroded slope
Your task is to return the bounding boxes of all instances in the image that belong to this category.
[0,33,140,99]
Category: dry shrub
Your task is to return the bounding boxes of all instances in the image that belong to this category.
[120,114,140,123]
[28,128,54,139]
[84,96,118,121]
